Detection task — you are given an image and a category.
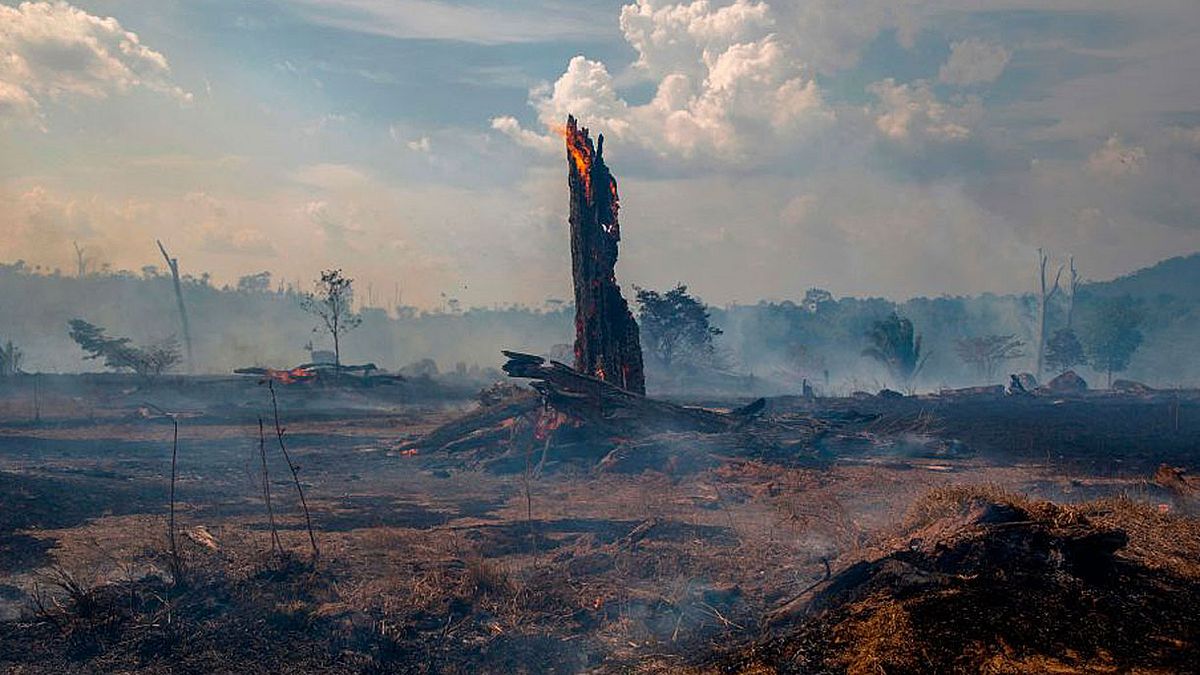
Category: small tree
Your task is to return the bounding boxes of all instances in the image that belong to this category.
[0,340,23,376]
[955,334,1025,382]
[300,269,362,368]
[635,284,722,369]
[863,312,929,393]
[1083,296,1143,388]
[1044,328,1086,374]
[802,288,834,312]
[68,319,181,377]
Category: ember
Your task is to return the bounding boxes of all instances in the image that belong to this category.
[264,367,315,384]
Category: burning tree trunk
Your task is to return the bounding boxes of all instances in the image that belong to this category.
[564,115,646,395]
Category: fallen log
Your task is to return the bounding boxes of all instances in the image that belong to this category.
[501,350,764,436]
[399,391,540,453]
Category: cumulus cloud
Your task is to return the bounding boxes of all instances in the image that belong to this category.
[0,1,191,125]
[1086,135,1146,178]
[868,78,982,144]
[490,116,557,153]
[618,0,774,79]
[493,0,833,164]
[938,38,1011,86]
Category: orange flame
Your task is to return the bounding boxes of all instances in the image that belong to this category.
[534,409,568,441]
[264,366,315,384]
[556,119,594,199]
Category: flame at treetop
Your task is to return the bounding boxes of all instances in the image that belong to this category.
[560,115,595,199]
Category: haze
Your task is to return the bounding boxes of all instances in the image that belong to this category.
[4,0,1200,309]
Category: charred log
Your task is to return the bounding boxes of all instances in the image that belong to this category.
[564,115,646,395]
[502,350,761,437]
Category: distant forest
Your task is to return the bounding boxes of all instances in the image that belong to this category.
[3,253,1200,393]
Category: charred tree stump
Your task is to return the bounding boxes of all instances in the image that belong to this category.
[564,115,645,395]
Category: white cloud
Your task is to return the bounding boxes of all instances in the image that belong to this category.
[868,78,982,143]
[490,115,556,153]
[0,1,191,125]
[493,0,833,165]
[1086,135,1146,177]
[407,136,432,153]
[938,38,1011,86]
[618,0,774,80]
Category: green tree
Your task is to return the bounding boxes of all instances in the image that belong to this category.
[0,340,23,376]
[301,269,362,368]
[236,271,273,294]
[67,319,180,377]
[1083,296,1143,387]
[863,312,929,393]
[635,284,722,369]
[1044,328,1086,374]
[955,334,1025,382]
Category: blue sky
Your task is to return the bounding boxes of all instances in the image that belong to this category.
[3,0,1200,308]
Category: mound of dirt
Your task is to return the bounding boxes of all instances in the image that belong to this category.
[1044,370,1088,393]
[726,487,1200,674]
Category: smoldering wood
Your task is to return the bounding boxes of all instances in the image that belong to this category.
[233,362,405,386]
[564,115,646,395]
[502,351,764,437]
[401,393,540,453]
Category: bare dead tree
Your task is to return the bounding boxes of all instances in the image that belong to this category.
[268,381,319,560]
[259,416,282,555]
[1035,248,1065,380]
[1065,255,1080,329]
[157,240,194,374]
[72,241,88,278]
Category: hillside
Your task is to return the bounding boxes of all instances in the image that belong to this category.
[1088,253,1200,301]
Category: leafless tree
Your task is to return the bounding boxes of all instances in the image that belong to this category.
[72,241,90,278]
[1065,255,1080,329]
[1035,248,1065,380]
[157,240,194,374]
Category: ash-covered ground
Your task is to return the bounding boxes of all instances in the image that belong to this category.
[0,375,1197,674]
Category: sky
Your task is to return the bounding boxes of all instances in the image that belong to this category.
[3,0,1200,309]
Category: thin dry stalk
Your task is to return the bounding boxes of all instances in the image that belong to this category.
[268,380,319,560]
[259,416,283,554]
[513,416,538,562]
[167,414,183,584]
